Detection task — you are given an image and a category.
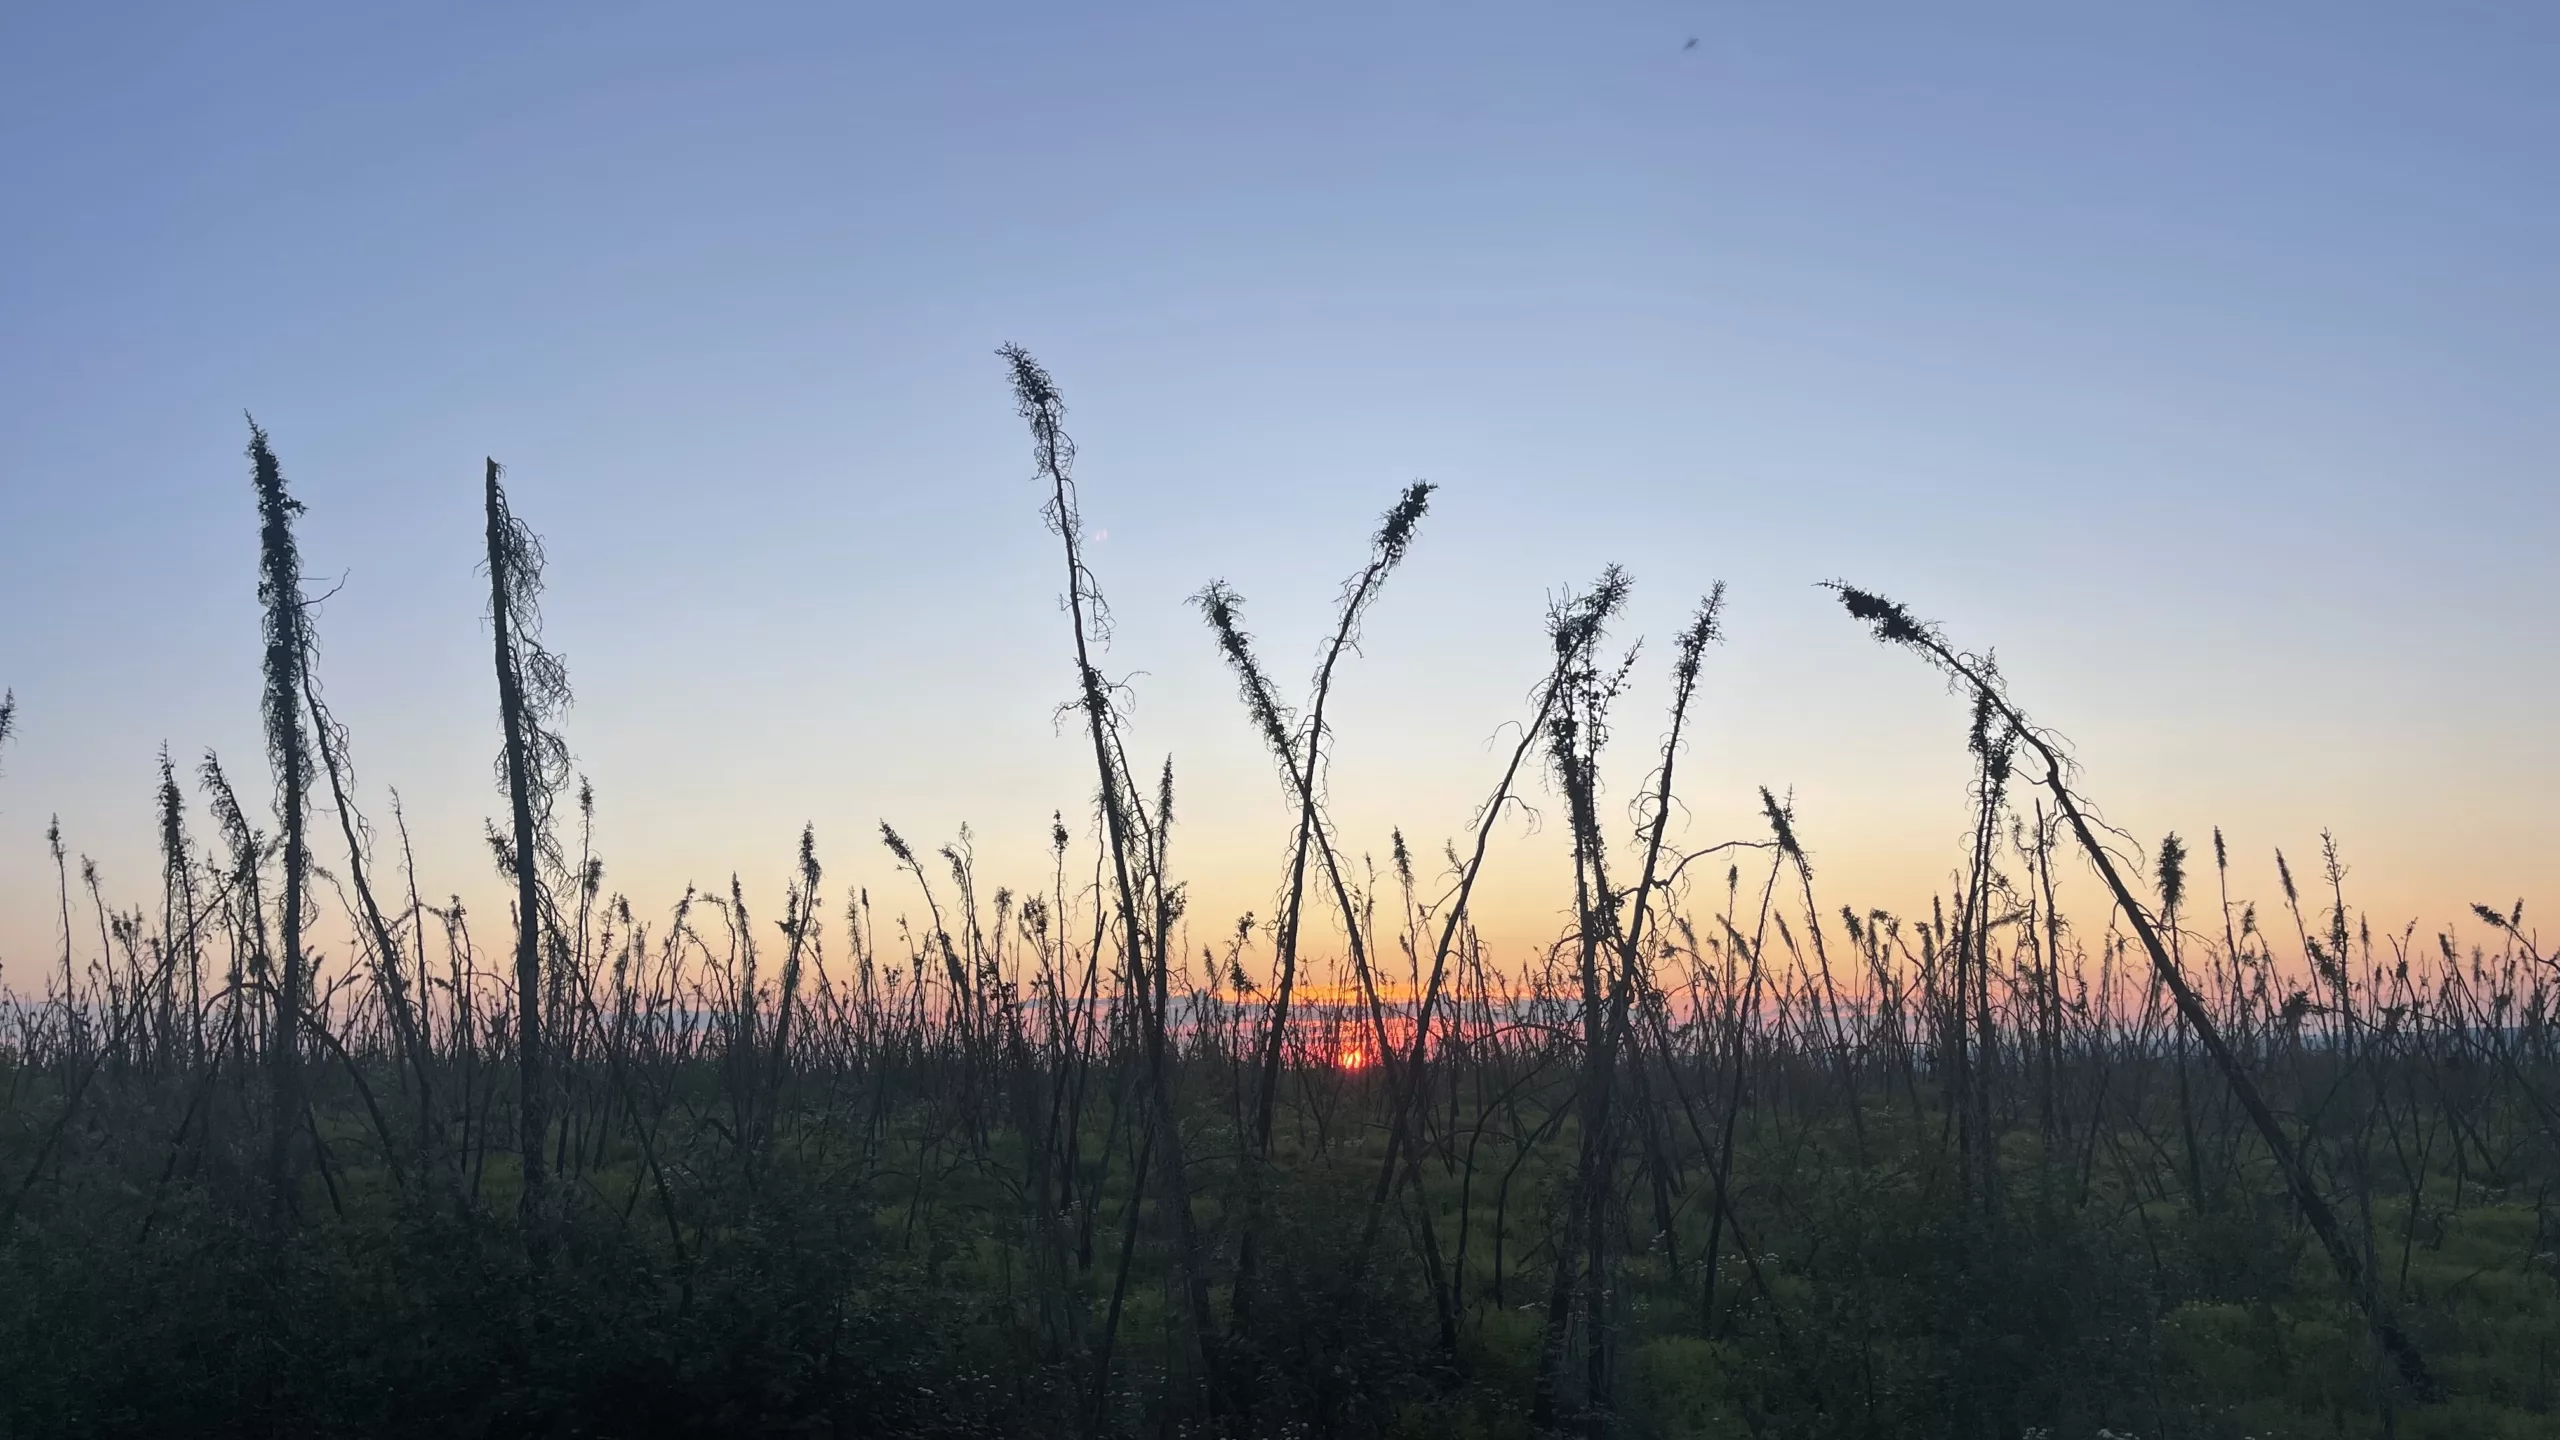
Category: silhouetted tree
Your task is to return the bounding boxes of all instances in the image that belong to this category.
[483,458,573,1249]
[248,419,313,1218]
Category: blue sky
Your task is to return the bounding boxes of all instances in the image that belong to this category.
[2,2,2552,971]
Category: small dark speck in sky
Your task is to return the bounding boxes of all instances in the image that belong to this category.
[1683,37,1699,51]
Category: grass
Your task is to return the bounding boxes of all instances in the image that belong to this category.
[0,352,2552,1438]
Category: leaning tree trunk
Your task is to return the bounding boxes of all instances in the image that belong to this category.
[1827,581,2438,1402]
[1003,345,1217,1405]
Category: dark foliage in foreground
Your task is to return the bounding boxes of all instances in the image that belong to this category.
[3,359,2554,1438]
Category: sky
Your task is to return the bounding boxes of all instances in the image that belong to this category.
[1,1,2552,984]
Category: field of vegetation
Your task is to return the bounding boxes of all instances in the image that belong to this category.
[1,351,2552,1438]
